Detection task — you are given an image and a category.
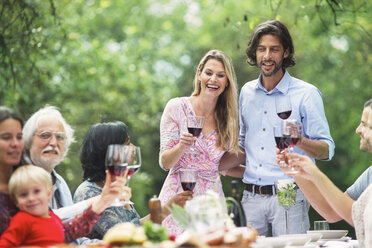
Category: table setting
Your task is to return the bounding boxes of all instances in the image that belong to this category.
[250,180,359,248]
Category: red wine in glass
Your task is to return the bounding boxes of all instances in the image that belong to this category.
[276,95,292,120]
[274,125,288,167]
[282,120,300,152]
[179,169,197,192]
[187,116,205,154]
[277,110,292,120]
[275,136,289,150]
[121,145,141,186]
[108,163,128,177]
[187,127,203,137]
[127,165,140,178]
[290,137,299,146]
[181,182,196,191]
[282,120,300,174]
[105,144,133,206]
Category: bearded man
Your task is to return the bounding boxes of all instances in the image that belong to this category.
[220,20,334,236]
[22,106,85,220]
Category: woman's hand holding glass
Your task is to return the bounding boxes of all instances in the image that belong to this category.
[186,116,205,154]
[179,132,196,152]
[105,144,134,206]
[91,170,128,214]
[118,184,132,204]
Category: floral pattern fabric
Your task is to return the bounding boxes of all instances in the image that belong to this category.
[159,97,226,236]
[73,180,141,240]
[63,205,101,242]
[0,192,18,236]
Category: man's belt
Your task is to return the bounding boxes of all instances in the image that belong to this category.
[245,183,298,195]
[244,183,277,195]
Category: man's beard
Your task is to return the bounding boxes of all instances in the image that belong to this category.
[261,63,281,77]
[259,55,285,77]
[30,146,62,172]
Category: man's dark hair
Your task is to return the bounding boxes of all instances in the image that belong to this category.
[79,121,129,182]
[246,20,295,69]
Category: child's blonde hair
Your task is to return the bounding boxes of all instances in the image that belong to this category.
[8,165,52,201]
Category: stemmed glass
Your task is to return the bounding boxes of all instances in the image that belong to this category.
[276,94,292,120]
[122,145,141,186]
[187,116,205,154]
[282,119,300,175]
[276,181,297,234]
[274,125,288,167]
[105,144,133,206]
[179,169,198,192]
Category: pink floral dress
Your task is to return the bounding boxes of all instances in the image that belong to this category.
[158,97,226,236]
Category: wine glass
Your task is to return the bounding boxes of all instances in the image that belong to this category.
[276,181,297,234]
[105,144,133,206]
[274,125,288,167]
[187,116,205,154]
[282,119,300,175]
[276,94,292,120]
[179,169,198,192]
[122,145,141,186]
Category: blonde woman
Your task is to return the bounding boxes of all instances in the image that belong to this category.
[158,50,244,236]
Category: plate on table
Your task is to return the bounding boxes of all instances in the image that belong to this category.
[279,233,323,245]
[307,230,348,239]
[253,235,311,248]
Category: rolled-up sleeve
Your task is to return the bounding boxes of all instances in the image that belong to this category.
[300,88,335,160]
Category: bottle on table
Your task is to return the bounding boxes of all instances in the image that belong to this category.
[149,195,162,224]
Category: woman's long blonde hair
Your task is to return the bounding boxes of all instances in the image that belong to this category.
[191,50,240,154]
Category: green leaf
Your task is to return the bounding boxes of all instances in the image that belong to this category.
[166,203,189,229]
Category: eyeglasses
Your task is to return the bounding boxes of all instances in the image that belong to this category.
[35,131,66,142]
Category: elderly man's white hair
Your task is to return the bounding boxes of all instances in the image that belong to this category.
[23,105,75,158]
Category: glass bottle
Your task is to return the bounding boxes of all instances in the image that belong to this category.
[149,195,162,224]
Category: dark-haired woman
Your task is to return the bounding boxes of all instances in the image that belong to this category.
[0,106,24,235]
[74,121,192,240]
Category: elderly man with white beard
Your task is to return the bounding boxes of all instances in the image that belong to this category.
[21,106,91,221]
[22,106,106,244]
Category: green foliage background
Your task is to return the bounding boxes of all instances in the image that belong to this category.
[1,0,372,238]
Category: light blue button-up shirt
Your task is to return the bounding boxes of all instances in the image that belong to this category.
[239,71,335,185]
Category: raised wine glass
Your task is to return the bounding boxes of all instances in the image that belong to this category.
[122,145,141,186]
[105,144,133,206]
[274,125,288,167]
[179,169,198,192]
[276,180,297,234]
[276,94,292,120]
[282,119,300,175]
[187,116,205,154]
